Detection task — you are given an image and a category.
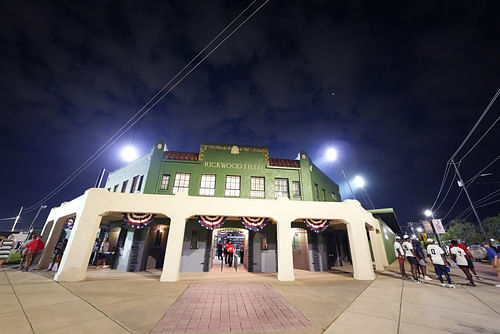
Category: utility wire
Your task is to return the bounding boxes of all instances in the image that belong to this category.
[459,113,500,162]
[434,173,457,213]
[442,188,463,220]
[465,154,500,185]
[21,0,270,213]
[431,163,452,211]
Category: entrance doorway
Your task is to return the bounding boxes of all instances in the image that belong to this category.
[212,228,248,272]
[292,227,310,270]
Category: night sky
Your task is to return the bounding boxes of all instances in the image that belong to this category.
[1,1,499,231]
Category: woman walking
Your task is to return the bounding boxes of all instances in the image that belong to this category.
[0,235,15,268]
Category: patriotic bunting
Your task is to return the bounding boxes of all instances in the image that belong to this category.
[198,215,226,230]
[304,218,329,233]
[240,217,267,231]
[123,213,155,229]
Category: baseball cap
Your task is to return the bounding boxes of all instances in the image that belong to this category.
[427,238,434,243]
[395,236,401,240]
[403,234,409,239]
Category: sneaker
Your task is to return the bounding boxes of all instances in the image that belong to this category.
[440,283,447,288]
[413,279,423,284]
[469,282,477,286]
[495,284,500,288]
[448,284,456,288]
[424,275,433,281]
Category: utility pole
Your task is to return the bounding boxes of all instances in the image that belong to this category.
[94,168,106,188]
[24,205,47,241]
[11,206,23,232]
[450,159,487,238]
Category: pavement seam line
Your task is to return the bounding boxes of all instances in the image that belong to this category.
[320,277,376,333]
[462,286,500,316]
[396,278,404,334]
[3,271,35,334]
[58,281,134,333]
[150,281,192,331]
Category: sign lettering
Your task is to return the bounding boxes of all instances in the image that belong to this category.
[204,161,264,170]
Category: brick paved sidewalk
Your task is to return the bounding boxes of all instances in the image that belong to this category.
[152,282,310,333]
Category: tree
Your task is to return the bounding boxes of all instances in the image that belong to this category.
[440,219,483,245]
[483,214,500,241]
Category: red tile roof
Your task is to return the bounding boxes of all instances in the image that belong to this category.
[269,158,300,168]
[165,151,199,161]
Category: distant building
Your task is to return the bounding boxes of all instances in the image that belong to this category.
[38,142,398,283]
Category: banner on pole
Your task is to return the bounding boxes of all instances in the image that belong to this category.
[422,220,434,234]
[432,219,446,234]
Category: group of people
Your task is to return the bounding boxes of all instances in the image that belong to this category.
[216,240,236,267]
[394,235,500,288]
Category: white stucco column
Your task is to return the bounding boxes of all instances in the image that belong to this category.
[346,221,376,280]
[276,216,294,281]
[54,211,102,282]
[160,214,187,282]
[38,218,65,269]
[369,229,385,272]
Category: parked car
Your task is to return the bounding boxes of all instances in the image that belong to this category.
[468,245,488,261]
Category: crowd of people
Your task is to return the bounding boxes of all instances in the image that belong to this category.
[394,235,500,288]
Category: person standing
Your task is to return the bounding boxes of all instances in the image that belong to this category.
[394,236,408,279]
[97,238,110,268]
[19,234,36,270]
[216,241,223,261]
[0,235,15,268]
[402,235,421,283]
[427,239,454,288]
[414,240,432,281]
[449,238,480,281]
[226,241,235,267]
[450,240,475,286]
[24,235,45,271]
[483,242,500,287]
[48,239,68,271]
[224,240,230,264]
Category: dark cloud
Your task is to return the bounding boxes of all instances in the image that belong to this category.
[1,1,499,228]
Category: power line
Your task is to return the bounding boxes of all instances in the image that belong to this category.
[21,0,270,213]
[442,188,463,220]
[431,162,452,211]
[465,154,500,185]
[459,113,500,162]
[434,172,457,213]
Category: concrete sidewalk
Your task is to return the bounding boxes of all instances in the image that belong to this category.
[1,265,499,334]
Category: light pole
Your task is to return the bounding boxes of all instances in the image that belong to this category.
[326,148,356,200]
[11,206,23,232]
[424,209,442,248]
[24,205,47,241]
[353,175,375,209]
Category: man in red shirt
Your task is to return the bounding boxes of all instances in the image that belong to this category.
[225,241,235,267]
[24,235,45,271]
[449,239,480,280]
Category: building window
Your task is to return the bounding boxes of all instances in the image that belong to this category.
[250,176,265,198]
[130,175,140,193]
[314,184,320,200]
[199,174,216,196]
[292,232,300,250]
[190,230,199,249]
[160,174,170,190]
[137,175,144,192]
[260,232,268,250]
[275,178,289,198]
[173,173,190,193]
[292,181,301,197]
[113,184,119,192]
[225,175,240,197]
[323,188,326,201]
[121,180,128,193]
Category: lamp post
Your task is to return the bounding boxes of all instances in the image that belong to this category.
[326,148,356,200]
[424,209,442,248]
[353,175,375,209]
[24,205,47,241]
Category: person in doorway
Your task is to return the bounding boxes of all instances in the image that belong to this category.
[217,241,223,261]
[24,235,45,271]
[483,242,500,287]
[394,236,408,279]
[226,241,235,267]
[97,238,110,268]
[449,238,480,281]
[402,235,421,283]
[414,240,432,281]
[450,240,475,286]
[0,235,15,268]
[224,240,230,264]
[47,239,68,271]
[426,239,454,288]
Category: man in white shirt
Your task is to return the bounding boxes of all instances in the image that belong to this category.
[402,235,420,283]
[450,239,475,286]
[426,239,454,288]
[394,236,408,279]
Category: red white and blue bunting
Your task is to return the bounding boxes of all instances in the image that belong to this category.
[304,219,329,233]
[123,213,156,229]
[198,216,226,230]
[240,217,267,231]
